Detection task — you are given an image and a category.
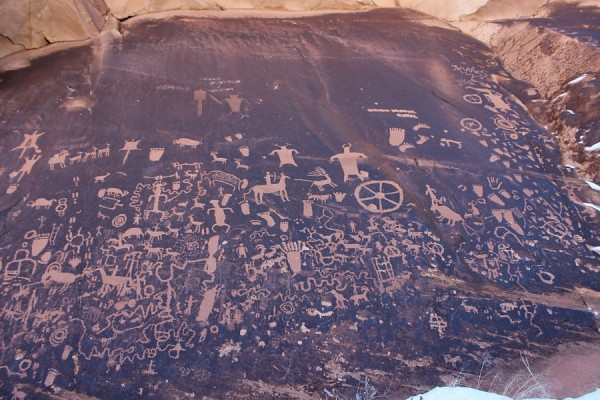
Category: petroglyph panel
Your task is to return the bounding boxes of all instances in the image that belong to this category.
[0,9,598,400]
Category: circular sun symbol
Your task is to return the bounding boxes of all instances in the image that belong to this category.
[111,214,127,228]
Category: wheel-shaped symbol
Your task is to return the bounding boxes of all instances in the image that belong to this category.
[463,94,482,104]
[354,180,403,213]
[460,118,482,132]
[494,117,517,130]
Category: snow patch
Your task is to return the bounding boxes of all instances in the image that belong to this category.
[568,74,587,85]
[553,92,568,102]
[585,180,600,191]
[584,142,600,152]
[407,387,510,400]
[581,202,600,213]
[406,387,600,400]
[567,388,600,400]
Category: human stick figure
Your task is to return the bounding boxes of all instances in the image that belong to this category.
[12,131,44,158]
[10,154,42,182]
[270,144,299,167]
[330,144,368,182]
[208,200,233,233]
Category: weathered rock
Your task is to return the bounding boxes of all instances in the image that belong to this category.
[455,21,600,99]
[0,35,26,60]
[102,0,366,19]
[0,0,590,59]
[0,0,107,57]
[547,73,600,182]
[0,9,598,399]
[454,2,600,181]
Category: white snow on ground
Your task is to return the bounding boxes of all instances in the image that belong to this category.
[406,387,510,400]
[584,142,600,151]
[406,387,600,400]
[568,74,588,85]
[582,202,600,213]
[585,180,600,191]
[553,92,568,101]
[573,389,600,400]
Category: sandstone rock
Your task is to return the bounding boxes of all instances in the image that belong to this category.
[456,20,600,98]
[0,0,49,49]
[462,0,552,20]
[452,3,600,183]
[0,0,593,59]
[103,0,366,19]
[0,8,599,399]
[0,35,26,60]
[39,0,106,43]
[394,0,488,21]
[103,0,219,19]
[0,0,107,58]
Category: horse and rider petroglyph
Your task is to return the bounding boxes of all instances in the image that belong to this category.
[247,173,290,205]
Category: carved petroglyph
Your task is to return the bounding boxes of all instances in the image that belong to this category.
[28,198,56,210]
[208,200,232,233]
[429,312,448,337]
[8,154,42,190]
[330,144,368,182]
[389,128,405,147]
[295,167,337,191]
[426,185,463,226]
[388,127,416,152]
[185,216,204,233]
[247,173,290,205]
[210,152,228,164]
[120,140,141,165]
[235,159,250,170]
[41,263,85,293]
[444,355,462,368]
[354,181,403,213]
[280,241,305,276]
[224,94,248,116]
[440,138,462,149]
[173,138,202,149]
[270,145,299,167]
[1,56,596,400]
[48,151,69,170]
[94,172,111,183]
[204,170,248,190]
[93,267,133,297]
[368,108,418,119]
[12,131,44,158]
[194,89,208,116]
[97,143,111,158]
[149,148,165,161]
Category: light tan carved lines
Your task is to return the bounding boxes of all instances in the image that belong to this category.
[330,144,368,182]
[247,172,290,205]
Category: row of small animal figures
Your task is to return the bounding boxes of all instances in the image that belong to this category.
[46,138,204,170]
[48,138,250,171]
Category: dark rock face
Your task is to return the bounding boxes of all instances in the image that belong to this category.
[461,2,600,183]
[0,9,598,399]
